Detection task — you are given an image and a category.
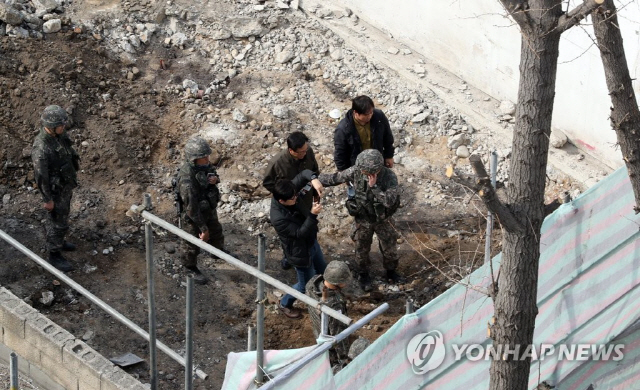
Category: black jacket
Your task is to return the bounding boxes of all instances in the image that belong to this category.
[333,108,394,171]
[269,169,318,268]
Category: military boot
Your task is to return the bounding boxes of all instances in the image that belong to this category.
[48,251,74,272]
[358,273,373,292]
[386,269,406,284]
[185,266,209,285]
[61,241,76,251]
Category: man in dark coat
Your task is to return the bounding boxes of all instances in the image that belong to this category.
[270,170,326,318]
[333,95,395,171]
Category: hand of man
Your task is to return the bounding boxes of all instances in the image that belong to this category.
[199,230,210,242]
[208,175,219,185]
[384,158,394,168]
[44,200,54,211]
[367,173,378,187]
[311,178,324,198]
[311,201,323,215]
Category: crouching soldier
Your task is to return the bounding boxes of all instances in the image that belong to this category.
[319,149,402,292]
[306,261,351,366]
[177,137,224,284]
[32,105,80,272]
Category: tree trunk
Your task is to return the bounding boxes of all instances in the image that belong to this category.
[489,1,563,388]
[593,0,640,213]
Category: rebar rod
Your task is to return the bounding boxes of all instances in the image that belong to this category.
[260,303,390,390]
[140,211,352,325]
[255,234,266,385]
[0,228,208,380]
[144,194,158,390]
[185,275,194,390]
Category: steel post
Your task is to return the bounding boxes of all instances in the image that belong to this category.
[185,275,194,390]
[247,325,256,351]
[256,234,266,385]
[406,299,414,314]
[144,194,158,389]
[10,352,18,390]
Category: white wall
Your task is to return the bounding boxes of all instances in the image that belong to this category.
[316,0,640,168]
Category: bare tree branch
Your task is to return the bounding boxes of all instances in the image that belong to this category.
[556,0,604,33]
[498,0,531,27]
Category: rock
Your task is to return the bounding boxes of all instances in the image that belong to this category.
[275,1,289,9]
[388,47,399,55]
[407,105,425,115]
[275,49,295,64]
[456,145,470,158]
[272,105,289,119]
[232,109,247,123]
[290,0,300,10]
[0,4,23,26]
[413,64,426,74]
[499,100,516,115]
[182,79,199,93]
[550,129,568,148]
[229,18,264,38]
[139,31,150,44]
[330,48,343,61]
[211,29,231,40]
[411,112,429,124]
[348,337,371,360]
[165,243,176,254]
[81,330,95,341]
[171,32,187,46]
[6,25,28,38]
[401,49,412,55]
[32,0,58,13]
[43,19,62,34]
[2,194,10,205]
[39,291,55,306]
[447,133,470,150]
[102,249,110,255]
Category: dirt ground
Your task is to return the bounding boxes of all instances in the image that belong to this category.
[0,9,580,390]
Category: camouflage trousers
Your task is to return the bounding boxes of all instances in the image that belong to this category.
[351,217,399,273]
[182,212,224,268]
[46,185,74,252]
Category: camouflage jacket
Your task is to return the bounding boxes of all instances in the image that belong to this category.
[177,161,221,232]
[319,166,399,223]
[31,128,80,203]
[305,274,349,357]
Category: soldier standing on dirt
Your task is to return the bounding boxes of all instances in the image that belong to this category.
[177,137,224,285]
[306,261,351,367]
[263,131,321,270]
[319,149,403,292]
[32,105,80,273]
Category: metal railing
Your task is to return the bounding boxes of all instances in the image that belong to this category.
[0,228,208,383]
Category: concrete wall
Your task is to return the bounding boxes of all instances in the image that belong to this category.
[0,287,146,390]
[310,0,640,168]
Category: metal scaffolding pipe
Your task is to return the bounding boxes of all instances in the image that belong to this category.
[260,303,390,390]
[255,234,266,385]
[140,211,352,326]
[247,325,255,351]
[405,299,414,315]
[0,228,208,380]
[10,352,18,390]
[185,275,194,390]
[144,193,158,390]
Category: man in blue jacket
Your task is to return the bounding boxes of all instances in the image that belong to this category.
[270,170,326,318]
[333,95,395,171]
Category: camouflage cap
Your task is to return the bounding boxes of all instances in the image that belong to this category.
[324,261,351,285]
[355,149,384,174]
[41,105,68,129]
[184,137,212,161]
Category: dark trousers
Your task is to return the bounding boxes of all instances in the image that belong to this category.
[46,186,73,252]
[182,213,224,268]
[281,241,326,308]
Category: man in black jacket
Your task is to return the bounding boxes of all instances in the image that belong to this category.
[270,170,326,319]
[334,95,394,171]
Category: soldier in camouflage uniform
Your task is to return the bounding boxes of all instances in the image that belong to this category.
[319,149,402,291]
[305,261,351,365]
[32,105,80,272]
[177,137,224,285]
